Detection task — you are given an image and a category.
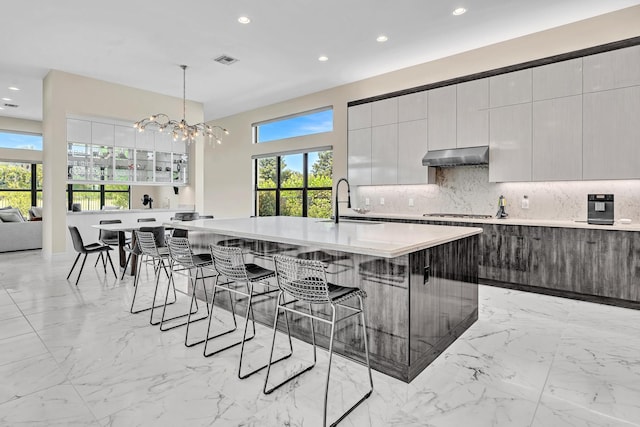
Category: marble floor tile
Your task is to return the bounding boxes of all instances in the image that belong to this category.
[0,314,34,340]
[2,251,640,426]
[0,351,68,405]
[0,331,49,367]
[0,384,99,426]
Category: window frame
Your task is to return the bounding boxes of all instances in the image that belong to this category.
[67,184,130,211]
[252,106,333,144]
[253,148,332,217]
[0,162,42,216]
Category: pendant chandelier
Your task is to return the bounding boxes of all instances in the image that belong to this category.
[134,65,228,144]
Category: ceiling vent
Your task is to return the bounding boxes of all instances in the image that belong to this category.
[3,103,18,108]
[214,55,238,65]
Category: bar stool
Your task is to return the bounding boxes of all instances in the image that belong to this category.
[166,236,216,338]
[134,230,176,322]
[265,254,373,427]
[206,244,293,379]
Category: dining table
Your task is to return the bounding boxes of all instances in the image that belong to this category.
[91,221,172,276]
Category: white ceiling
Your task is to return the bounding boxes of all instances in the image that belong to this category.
[1,0,638,123]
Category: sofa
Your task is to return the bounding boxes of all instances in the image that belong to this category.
[0,207,43,252]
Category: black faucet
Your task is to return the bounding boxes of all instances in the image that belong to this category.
[334,178,351,223]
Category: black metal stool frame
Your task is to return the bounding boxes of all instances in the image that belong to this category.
[264,254,374,427]
[204,244,293,380]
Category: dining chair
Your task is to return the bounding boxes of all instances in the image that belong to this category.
[67,226,117,286]
[95,219,130,268]
[205,244,292,379]
[264,254,373,427]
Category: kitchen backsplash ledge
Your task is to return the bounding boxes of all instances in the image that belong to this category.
[353,166,640,223]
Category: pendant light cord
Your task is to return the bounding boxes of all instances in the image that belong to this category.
[181,64,187,122]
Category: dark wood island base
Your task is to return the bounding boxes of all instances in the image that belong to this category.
[188,230,479,383]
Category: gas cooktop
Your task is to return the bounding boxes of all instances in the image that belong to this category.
[423,213,493,219]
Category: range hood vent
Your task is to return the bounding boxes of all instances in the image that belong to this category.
[422,146,489,167]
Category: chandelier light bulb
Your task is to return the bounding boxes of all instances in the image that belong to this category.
[133,65,229,144]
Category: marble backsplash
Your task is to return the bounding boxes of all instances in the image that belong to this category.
[354,166,640,222]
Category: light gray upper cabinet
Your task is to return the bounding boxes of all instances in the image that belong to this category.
[154,131,173,153]
[489,103,532,182]
[371,124,398,185]
[398,92,427,122]
[583,44,640,93]
[114,125,135,147]
[91,122,114,147]
[67,119,91,144]
[371,98,398,126]
[490,69,532,108]
[583,86,640,180]
[456,78,489,148]
[348,103,371,130]
[533,58,583,101]
[532,95,582,181]
[398,119,428,184]
[135,130,155,150]
[427,85,456,150]
[347,128,372,186]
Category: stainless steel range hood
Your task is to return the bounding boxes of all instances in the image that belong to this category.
[421,146,489,167]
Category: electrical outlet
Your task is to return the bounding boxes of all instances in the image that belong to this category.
[379,197,385,205]
[365,198,370,206]
[409,198,414,207]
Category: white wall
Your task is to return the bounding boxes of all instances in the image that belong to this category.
[202,6,640,219]
[42,71,203,256]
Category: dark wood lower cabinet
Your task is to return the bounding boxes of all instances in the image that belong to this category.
[345,215,640,308]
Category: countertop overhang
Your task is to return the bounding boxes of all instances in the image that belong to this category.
[169,216,482,258]
[344,212,640,232]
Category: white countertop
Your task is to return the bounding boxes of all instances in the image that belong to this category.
[343,212,640,232]
[170,216,482,258]
[68,208,189,215]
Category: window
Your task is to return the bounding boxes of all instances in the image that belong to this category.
[0,162,42,217]
[255,150,332,218]
[254,107,333,143]
[67,184,130,211]
[0,131,42,150]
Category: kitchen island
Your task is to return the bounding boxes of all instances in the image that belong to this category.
[175,216,482,382]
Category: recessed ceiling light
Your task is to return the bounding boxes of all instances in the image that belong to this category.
[238,16,250,24]
[318,55,329,62]
[452,7,467,16]
[8,86,20,91]
[376,35,388,43]
[1,97,11,101]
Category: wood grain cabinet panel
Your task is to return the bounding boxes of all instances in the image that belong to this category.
[630,232,640,302]
[529,227,583,293]
[479,225,529,286]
